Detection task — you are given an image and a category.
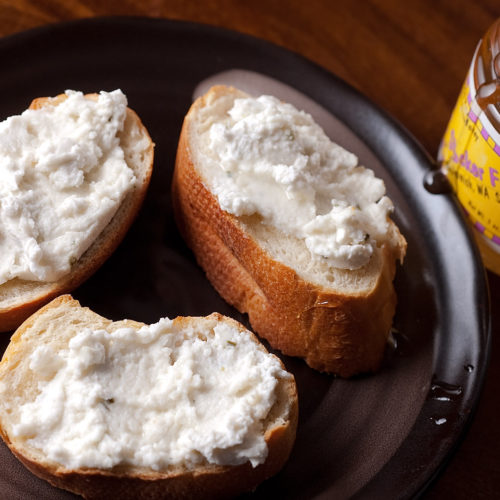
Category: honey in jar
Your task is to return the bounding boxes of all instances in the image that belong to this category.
[438,18,500,274]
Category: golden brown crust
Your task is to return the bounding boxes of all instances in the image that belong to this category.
[0,295,298,499]
[8,412,297,500]
[7,413,297,500]
[172,86,404,377]
[0,94,154,332]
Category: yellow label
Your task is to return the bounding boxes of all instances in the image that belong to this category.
[439,69,500,247]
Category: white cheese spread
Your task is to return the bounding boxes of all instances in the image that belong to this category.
[204,94,397,270]
[12,318,288,470]
[0,89,135,284]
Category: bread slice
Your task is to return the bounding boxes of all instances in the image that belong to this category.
[0,93,154,332]
[0,295,298,499]
[172,85,406,377]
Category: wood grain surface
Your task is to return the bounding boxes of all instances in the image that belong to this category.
[0,1,499,498]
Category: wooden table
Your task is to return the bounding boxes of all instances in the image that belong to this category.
[0,1,499,498]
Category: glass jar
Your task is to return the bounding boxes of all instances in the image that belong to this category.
[438,18,500,274]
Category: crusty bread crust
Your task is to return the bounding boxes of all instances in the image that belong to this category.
[0,295,298,499]
[0,94,154,332]
[172,85,406,377]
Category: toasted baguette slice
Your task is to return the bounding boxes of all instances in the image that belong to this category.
[0,295,298,499]
[172,85,406,377]
[0,93,154,333]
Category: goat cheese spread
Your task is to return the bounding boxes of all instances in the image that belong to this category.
[206,94,397,269]
[0,89,135,284]
[11,319,288,469]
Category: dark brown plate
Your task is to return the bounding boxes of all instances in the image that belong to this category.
[0,17,490,499]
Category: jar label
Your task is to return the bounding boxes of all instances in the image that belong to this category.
[439,62,500,246]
